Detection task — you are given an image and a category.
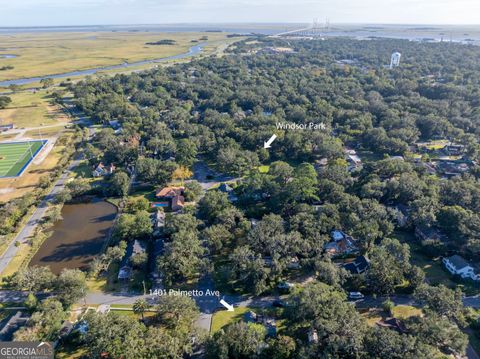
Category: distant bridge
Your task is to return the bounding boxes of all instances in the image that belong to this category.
[271,19,330,38]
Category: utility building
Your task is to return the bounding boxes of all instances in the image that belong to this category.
[390,52,401,68]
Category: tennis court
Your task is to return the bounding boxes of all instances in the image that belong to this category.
[0,140,47,178]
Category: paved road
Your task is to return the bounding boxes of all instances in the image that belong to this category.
[0,157,82,275]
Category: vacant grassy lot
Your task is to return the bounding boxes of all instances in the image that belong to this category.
[0,31,230,81]
[211,306,250,333]
[391,305,422,319]
[0,90,68,128]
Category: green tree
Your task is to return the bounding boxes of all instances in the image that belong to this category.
[108,171,130,197]
[288,282,367,356]
[176,138,197,166]
[158,230,207,286]
[0,96,12,109]
[406,314,468,356]
[40,78,54,88]
[414,284,465,324]
[55,269,87,307]
[206,322,267,359]
[184,180,203,202]
[8,266,55,293]
[115,210,153,240]
[84,311,147,358]
[133,298,151,321]
[14,298,66,341]
[198,190,232,223]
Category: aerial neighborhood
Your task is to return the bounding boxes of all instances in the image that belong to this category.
[0,11,480,359]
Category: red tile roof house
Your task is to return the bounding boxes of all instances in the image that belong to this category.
[155,186,185,212]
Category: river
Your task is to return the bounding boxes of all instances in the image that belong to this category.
[0,43,204,87]
[29,199,117,274]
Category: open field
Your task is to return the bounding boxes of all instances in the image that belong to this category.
[0,140,46,177]
[0,90,68,128]
[211,306,250,333]
[0,31,231,82]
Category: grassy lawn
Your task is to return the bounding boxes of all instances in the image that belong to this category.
[360,308,384,327]
[25,125,68,138]
[0,90,69,128]
[395,231,457,287]
[129,187,156,203]
[0,32,231,82]
[211,306,250,333]
[211,306,287,334]
[71,160,92,178]
[0,242,31,278]
[360,305,422,328]
[86,262,122,293]
[391,305,422,319]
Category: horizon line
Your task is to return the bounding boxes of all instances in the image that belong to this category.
[1,22,480,29]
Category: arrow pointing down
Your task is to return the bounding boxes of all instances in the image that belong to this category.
[263,134,277,149]
[220,299,234,311]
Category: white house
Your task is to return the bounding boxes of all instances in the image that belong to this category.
[443,255,479,281]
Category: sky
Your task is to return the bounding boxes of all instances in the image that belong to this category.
[0,0,479,27]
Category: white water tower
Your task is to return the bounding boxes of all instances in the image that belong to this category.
[390,52,401,69]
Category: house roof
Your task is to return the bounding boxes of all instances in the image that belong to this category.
[133,240,146,255]
[331,230,345,241]
[171,194,185,209]
[344,256,370,274]
[446,255,471,270]
[156,186,184,198]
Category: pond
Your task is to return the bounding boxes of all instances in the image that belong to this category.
[0,54,17,59]
[29,199,117,274]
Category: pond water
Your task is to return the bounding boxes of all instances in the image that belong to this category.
[0,54,17,59]
[29,199,117,274]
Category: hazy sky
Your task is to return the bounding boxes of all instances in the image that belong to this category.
[0,0,479,27]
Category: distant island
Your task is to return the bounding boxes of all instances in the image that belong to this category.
[145,39,177,45]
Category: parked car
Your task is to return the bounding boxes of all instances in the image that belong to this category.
[348,292,365,300]
[277,281,294,293]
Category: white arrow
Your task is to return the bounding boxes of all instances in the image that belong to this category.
[220,299,234,311]
[263,134,277,149]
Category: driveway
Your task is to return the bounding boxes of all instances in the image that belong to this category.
[192,161,239,190]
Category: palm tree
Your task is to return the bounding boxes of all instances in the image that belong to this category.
[133,298,150,321]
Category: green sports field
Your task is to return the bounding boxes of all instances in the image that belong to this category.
[0,140,46,178]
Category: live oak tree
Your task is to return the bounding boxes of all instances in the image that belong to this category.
[206,322,267,359]
[114,210,153,240]
[158,229,208,286]
[14,298,66,342]
[288,282,367,357]
[414,284,466,324]
[107,171,130,197]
